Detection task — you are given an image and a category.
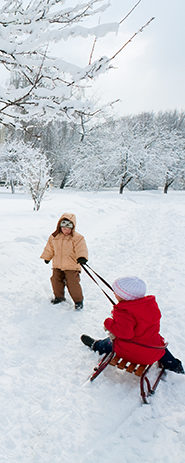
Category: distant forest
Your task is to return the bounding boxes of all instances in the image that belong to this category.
[1,110,185,195]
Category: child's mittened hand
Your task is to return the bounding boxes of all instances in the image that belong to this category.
[77,257,87,264]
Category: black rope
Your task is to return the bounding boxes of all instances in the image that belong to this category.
[85,264,114,292]
[81,264,116,305]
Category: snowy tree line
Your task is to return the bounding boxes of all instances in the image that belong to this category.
[1,109,185,200]
[64,110,185,193]
[24,109,185,193]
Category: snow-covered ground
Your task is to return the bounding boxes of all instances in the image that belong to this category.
[0,187,185,463]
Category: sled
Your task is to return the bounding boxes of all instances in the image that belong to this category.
[90,352,166,403]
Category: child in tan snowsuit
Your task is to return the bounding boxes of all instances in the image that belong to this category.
[40,213,88,309]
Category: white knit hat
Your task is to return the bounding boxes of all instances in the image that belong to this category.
[112,277,146,301]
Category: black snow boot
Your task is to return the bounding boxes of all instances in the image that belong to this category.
[174,359,185,374]
[51,296,66,305]
[81,334,95,349]
[75,301,83,310]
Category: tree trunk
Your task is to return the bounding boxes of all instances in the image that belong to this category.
[164,176,174,194]
[119,173,133,194]
[33,199,41,211]
[60,172,69,189]
[10,178,15,194]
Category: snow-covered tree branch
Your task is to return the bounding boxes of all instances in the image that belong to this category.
[0,0,120,127]
[0,0,155,129]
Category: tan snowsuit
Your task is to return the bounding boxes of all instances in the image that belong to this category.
[40,213,88,302]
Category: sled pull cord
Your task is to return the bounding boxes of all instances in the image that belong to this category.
[81,264,116,305]
[85,264,114,291]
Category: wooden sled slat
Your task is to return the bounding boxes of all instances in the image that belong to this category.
[126,362,137,373]
[109,355,121,366]
[117,359,127,370]
[135,364,147,377]
[110,355,147,376]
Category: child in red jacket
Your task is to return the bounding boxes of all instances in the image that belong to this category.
[81,277,184,373]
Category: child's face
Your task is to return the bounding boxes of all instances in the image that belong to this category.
[61,227,72,235]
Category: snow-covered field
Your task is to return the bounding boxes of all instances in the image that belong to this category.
[0,187,185,463]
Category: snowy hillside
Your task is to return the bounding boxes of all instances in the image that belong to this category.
[0,187,185,463]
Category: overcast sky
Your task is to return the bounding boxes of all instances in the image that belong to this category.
[84,0,185,116]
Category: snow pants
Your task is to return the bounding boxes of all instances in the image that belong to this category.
[51,268,83,303]
[93,338,184,373]
[93,338,113,355]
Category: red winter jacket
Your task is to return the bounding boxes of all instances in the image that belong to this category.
[104,296,166,365]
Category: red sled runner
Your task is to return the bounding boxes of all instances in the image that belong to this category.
[89,352,166,404]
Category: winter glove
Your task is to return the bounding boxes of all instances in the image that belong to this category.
[77,257,88,265]
[44,260,50,264]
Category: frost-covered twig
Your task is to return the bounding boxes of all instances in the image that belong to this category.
[110,17,155,61]
[119,0,142,25]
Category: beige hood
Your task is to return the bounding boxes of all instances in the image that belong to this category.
[52,213,76,237]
